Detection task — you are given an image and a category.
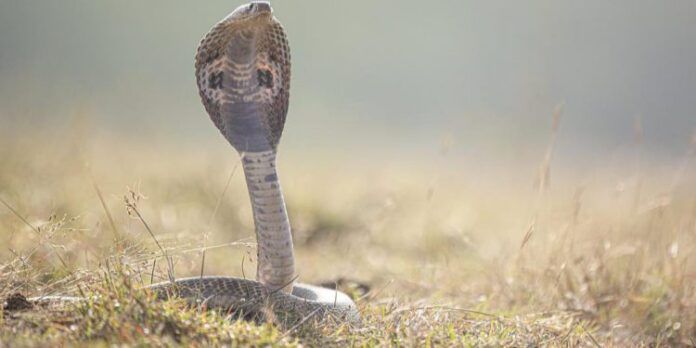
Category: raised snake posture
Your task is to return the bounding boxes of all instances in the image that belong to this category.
[28,1,359,326]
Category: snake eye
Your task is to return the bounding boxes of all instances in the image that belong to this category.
[248,3,255,11]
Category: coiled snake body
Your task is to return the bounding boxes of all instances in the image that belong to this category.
[29,1,359,326]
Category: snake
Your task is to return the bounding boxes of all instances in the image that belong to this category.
[23,1,359,327]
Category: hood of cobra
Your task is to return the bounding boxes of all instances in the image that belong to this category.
[195,6,290,153]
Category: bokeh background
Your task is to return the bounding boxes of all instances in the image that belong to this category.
[1,0,694,164]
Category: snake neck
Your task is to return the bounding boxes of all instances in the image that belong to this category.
[241,150,295,293]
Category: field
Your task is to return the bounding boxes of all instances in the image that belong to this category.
[1,125,695,347]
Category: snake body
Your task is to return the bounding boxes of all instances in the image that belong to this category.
[28,1,359,326]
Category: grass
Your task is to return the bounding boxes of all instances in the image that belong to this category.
[1,124,695,346]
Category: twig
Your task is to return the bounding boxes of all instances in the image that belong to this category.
[269,274,300,295]
[0,196,41,236]
[392,305,500,319]
[522,102,564,250]
[334,281,338,307]
[282,307,323,338]
[580,324,602,348]
[126,200,175,284]
[0,196,70,269]
[200,161,240,279]
[90,173,121,244]
[150,259,157,284]
[358,279,392,302]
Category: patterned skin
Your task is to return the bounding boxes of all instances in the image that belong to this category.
[195,1,290,153]
[28,2,359,327]
[31,276,359,326]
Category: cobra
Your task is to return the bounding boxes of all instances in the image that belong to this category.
[29,1,359,326]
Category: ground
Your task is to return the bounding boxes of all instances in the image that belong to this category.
[1,129,695,347]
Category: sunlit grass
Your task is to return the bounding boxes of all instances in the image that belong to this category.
[1,125,695,346]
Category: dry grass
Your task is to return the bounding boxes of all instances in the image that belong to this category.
[1,124,695,346]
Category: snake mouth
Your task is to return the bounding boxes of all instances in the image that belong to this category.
[224,1,274,24]
[248,2,273,14]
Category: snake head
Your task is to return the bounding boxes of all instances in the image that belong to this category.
[224,1,274,23]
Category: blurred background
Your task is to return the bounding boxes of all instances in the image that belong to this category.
[1,0,694,166]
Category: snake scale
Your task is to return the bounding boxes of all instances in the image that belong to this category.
[26,1,359,327]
